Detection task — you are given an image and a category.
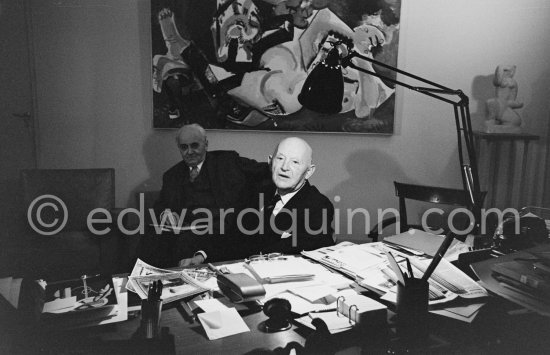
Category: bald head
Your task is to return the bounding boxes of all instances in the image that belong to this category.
[176,124,206,142]
[176,124,208,167]
[270,137,316,195]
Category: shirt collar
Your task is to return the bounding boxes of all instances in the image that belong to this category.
[277,182,306,206]
[189,161,204,172]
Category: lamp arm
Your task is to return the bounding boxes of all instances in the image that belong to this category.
[342,51,482,231]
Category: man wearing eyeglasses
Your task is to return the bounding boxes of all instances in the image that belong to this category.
[140,123,270,267]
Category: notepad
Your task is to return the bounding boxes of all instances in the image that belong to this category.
[244,258,315,283]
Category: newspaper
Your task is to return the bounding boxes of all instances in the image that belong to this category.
[125,259,174,293]
[129,272,208,303]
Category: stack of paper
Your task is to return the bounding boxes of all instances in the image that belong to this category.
[244,257,316,283]
[302,242,386,278]
[303,241,488,323]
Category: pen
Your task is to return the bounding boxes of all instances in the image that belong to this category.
[309,308,337,314]
[406,257,414,279]
[421,232,455,282]
[207,263,222,275]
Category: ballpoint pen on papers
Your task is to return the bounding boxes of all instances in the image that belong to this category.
[207,263,224,276]
[383,242,425,256]
[406,258,414,279]
[308,308,338,316]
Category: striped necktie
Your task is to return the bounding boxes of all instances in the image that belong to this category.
[189,166,200,182]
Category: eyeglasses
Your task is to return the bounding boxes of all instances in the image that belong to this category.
[245,252,286,263]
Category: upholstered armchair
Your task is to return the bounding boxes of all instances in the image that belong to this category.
[7,169,122,280]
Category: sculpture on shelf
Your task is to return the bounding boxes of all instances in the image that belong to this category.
[485,65,524,133]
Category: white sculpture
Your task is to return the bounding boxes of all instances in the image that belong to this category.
[485,65,524,133]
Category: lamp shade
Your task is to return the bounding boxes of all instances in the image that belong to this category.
[298,49,344,114]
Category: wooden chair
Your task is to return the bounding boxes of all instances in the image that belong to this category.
[368,181,486,242]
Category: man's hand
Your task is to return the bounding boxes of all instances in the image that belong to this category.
[178,254,205,267]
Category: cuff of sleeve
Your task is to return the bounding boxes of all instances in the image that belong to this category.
[194,250,207,261]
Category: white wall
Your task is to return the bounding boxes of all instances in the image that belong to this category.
[30,0,550,240]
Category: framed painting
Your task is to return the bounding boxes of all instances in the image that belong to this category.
[151,0,401,133]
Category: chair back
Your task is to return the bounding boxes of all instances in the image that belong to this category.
[20,169,115,232]
[394,181,486,236]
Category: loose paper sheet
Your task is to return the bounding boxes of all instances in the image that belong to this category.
[198,307,250,340]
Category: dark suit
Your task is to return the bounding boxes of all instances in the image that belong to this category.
[141,150,270,265]
[240,181,335,257]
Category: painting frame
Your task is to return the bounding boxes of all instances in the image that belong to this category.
[151,0,401,134]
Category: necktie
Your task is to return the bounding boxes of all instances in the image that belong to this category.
[264,194,281,216]
[189,166,199,182]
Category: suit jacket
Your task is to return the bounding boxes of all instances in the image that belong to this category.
[151,150,270,262]
[258,181,335,255]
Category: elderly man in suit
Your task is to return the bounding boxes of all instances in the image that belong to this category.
[238,137,335,257]
[140,123,270,266]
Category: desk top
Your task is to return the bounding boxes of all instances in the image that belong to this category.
[3,261,550,354]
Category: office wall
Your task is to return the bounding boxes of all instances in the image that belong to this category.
[31,0,550,240]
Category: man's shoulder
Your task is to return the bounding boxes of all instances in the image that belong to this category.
[207,150,239,158]
[297,182,333,208]
[164,160,188,177]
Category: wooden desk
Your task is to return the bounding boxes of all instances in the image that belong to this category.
[3,269,550,354]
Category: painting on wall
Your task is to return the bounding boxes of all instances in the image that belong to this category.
[151,0,401,134]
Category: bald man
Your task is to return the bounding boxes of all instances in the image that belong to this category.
[243,137,335,256]
[141,124,270,266]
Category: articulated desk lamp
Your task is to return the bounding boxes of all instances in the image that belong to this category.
[298,32,483,254]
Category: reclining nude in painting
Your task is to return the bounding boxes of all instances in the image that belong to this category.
[226,2,400,132]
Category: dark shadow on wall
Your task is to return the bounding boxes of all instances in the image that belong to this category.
[470,73,494,132]
[523,70,550,206]
[325,149,406,242]
[127,132,179,209]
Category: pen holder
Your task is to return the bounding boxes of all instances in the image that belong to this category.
[141,299,163,339]
[396,278,429,342]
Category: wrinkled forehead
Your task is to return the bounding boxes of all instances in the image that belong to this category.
[275,139,312,163]
[177,128,205,144]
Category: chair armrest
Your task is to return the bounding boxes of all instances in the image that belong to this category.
[368,217,398,242]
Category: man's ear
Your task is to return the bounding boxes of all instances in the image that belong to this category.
[205,139,209,149]
[305,164,316,180]
[268,155,273,165]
